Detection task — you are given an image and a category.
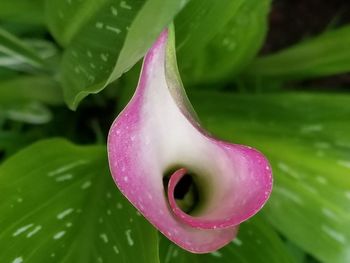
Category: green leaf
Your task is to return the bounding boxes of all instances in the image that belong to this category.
[0,75,62,105]
[0,75,62,124]
[0,67,18,79]
[175,0,243,56]
[46,0,108,47]
[245,25,350,81]
[0,130,39,160]
[0,38,58,73]
[1,102,52,124]
[191,91,350,263]
[0,139,159,262]
[159,215,296,263]
[0,0,45,25]
[175,0,271,84]
[0,27,46,69]
[46,0,189,110]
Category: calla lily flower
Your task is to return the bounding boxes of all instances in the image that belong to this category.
[107,27,272,253]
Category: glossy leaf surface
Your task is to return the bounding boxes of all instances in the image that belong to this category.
[175,0,271,84]
[47,0,188,109]
[0,139,159,263]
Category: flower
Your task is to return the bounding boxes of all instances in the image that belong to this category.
[107,27,272,253]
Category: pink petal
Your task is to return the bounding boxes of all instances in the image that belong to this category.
[107,28,272,253]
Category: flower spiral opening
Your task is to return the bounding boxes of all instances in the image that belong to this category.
[163,167,201,214]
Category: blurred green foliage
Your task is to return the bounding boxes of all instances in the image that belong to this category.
[0,0,349,262]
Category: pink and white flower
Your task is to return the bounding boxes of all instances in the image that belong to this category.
[107,28,272,253]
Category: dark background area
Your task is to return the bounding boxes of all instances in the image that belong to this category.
[264,0,350,89]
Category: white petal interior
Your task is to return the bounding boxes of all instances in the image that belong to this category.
[138,41,248,220]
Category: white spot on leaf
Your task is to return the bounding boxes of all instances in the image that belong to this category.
[96,22,104,29]
[345,191,350,200]
[232,238,242,246]
[81,180,92,189]
[120,1,132,9]
[106,25,121,34]
[111,6,118,16]
[210,251,222,257]
[125,229,134,246]
[338,160,350,169]
[274,186,303,204]
[316,176,327,185]
[322,225,346,244]
[57,208,74,220]
[55,174,73,182]
[277,162,300,179]
[13,224,33,237]
[100,53,108,62]
[100,233,108,243]
[12,257,23,263]
[26,225,42,238]
[322,208,338,221]
[53,231,66,240]
[300,124,323,133]
[113,245,119,254]
[48,160,87,177]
